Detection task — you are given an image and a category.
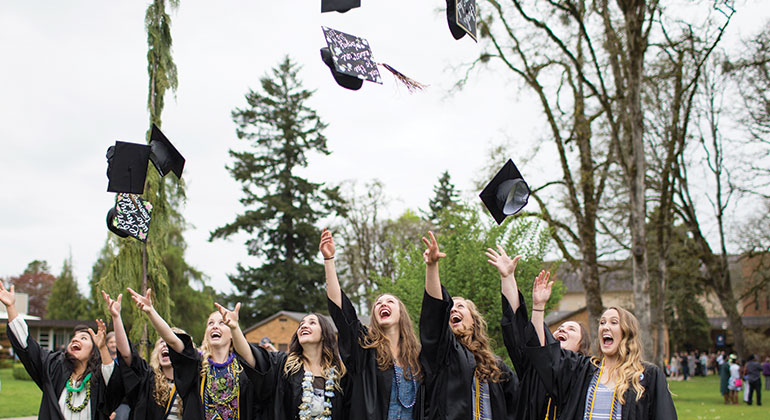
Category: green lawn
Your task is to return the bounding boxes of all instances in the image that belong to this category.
[670,375,768,420]
[0,366,40,418]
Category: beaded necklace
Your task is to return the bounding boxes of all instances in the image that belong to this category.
[393,366,417,409]
[202,353,242,420]
[65,372,92,413]
[298,367,337,420]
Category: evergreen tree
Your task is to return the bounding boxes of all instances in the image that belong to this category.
[211,56,345,326]
[47,255,87,320]
[424,170,459,223]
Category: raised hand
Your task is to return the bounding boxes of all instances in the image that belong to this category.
[422,231,446,265]
[531,270,553,309]
[0,282,15,308]
[319,228,336,259]
[486,245,521,278]
[127,287,154,314]
[215,302,241,330]
[101,290,123,319]
[90,319,108,349]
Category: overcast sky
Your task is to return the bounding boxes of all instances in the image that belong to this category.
[1,1,766,295]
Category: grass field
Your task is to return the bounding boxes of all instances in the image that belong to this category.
[0,367,768,419]
[0,366,40,418]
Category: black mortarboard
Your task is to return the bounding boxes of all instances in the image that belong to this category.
[479,159,530,225]
[320,26,426,92]
[446,0,478,42]
[106,141,151,194]
[321,0,360,13]
[107,193,153,242]
[149,124,185,179]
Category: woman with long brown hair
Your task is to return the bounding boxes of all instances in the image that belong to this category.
[126,287,259,420]
[420,233,519,420]
[487,246,591,419]
[1,282,121,420]
[320,228,423,420]
[237,312,347,420]
[527,274,677,419]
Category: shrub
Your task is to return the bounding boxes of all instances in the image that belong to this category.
[13,365,32,381]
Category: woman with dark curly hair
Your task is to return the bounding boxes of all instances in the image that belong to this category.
[1,282,121,419]
[419,232,519,420]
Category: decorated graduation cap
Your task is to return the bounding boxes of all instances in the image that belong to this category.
[446,0,478,42]
[321,0,360,13]
[149,124,185,178]
[479,159,530,225]
[320,26,426,92]
[106,193,153,242]
[106,141,151,194]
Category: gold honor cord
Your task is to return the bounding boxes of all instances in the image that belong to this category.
[586,358,619,420]
[474,376,481,420]
[544,397,556,420]
[165,383,177,416]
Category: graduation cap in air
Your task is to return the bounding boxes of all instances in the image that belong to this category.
[106,141,151,194]
[320,26,426,92]
[446,0,478,42]
[479,159,530,224]
[149,124,185,178]
[106,193,153,242]
[322,0,360,13]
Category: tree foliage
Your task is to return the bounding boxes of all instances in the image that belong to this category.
[424,170,460,223]
[211,56,345,326]
[378,204,559,357]
[47,255,88,320]
[9,260,56,318]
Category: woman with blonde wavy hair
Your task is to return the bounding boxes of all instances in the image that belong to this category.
[237,312,347,420]
[527,274,677,419]
[420,232,519,420]
[126,287,258,420]
[320,229,424,420]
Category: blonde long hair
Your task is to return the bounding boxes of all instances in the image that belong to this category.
[150,328,187,410]
[361,294,422,380]
[452,297,503,382]
[592,307,645,403]
[283,313,346,390]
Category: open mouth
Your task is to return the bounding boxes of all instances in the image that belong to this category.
[70,342,82,352]
[161,349,170,358]
[210,330,222,340]
[602,334,614,347]
[379,307,391,320]
[299,328,312,337]
[555,332,567,342]
[450,314,463,327]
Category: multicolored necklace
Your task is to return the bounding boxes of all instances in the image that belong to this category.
[65,372,92,413]
[298,367,336,420]
[203,353,242,420]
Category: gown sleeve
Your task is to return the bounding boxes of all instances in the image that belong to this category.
[168,332,201,399]
[6,318,51,389]
[238,343,283,403]
[328,292,367,373]
[115,341,150,405]
[524,339,590,402]
[418,286,454,377]
[648,364,677,419]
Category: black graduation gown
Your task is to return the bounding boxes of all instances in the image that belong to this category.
[327,293,424,420]
[419,287,519,420]
[240,344,347,420]
[6,323,123,420]
[500,292,558,420]
[167,332,259,420]
[525,341,678,420]
[115,342,181,420]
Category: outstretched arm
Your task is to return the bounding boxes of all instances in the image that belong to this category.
[531,271,553,346]
[126,287,184,353]
[320,228,342,308]
[216,302,256,368]
[90,319,114,366]
[486,246,522,311]
[0,282,18,322]
[102,291,131,366]
[422,231,446,299]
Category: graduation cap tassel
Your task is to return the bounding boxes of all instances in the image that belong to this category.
[379,63,427,93]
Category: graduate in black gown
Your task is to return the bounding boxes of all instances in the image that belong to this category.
[487,247,591,420]
[237,312,347,420]
[127,287,259,420]
[1,282,122,420]
[102,291,186,419]
[419,232,519,420]
[526,274,677,420]
[320,228,424,420]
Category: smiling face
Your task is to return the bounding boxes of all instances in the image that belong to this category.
[555,321,583,353]
[449,298,475,334]
[157,340,172,368]
[373,294,401,328]
[297,314,323,345]
[205,312,232,349]
[67,331,95,363]
[598,308,623,358]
